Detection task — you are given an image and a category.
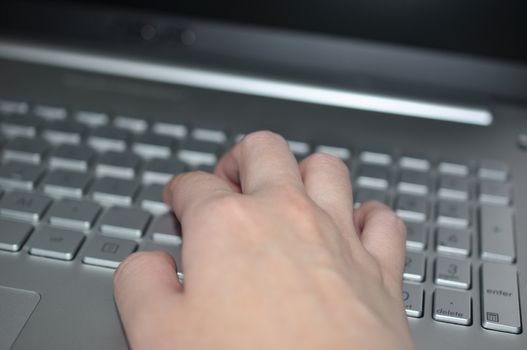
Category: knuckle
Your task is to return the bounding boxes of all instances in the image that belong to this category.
[201,193,245,217]
[241,130,286,149]
[361,199,389,211]
[281,189,312,211]
[280,190,321,228]
[166,172,192,194]
[168,171,215,200]
[305,152,349,173]
[177,171,209,187]
[164,174,182,198]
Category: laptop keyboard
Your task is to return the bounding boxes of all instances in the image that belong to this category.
[0,98,522,335]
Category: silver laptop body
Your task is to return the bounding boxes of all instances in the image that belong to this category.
[0,1,526,349]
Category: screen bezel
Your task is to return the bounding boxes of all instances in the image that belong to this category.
[1,1,527,103]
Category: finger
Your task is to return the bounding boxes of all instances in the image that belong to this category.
[299,153,355,237]
[114,251,183,348]
[163,170,234,224]
[215,131,303,194]
[353,201,406,293]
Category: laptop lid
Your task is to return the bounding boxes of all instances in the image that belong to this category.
[1,0,526,103]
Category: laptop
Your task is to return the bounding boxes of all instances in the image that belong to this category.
[0,1,525,349]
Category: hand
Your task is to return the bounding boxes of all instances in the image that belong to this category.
[113,131,414,350]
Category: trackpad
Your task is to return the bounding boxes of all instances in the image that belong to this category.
[0,286,40,349]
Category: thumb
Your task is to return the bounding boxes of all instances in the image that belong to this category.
[114,251,184,349]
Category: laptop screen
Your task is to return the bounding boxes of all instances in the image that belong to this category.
[39,0,527,64]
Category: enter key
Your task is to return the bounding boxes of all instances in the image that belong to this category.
[481,263,522,334]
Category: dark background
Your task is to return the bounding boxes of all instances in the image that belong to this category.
[1,0,526,64]
[50,0,527,63]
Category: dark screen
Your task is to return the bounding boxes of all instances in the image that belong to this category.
[14,0,527,63]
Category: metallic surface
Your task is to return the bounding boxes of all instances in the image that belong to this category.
[0,46,526,350]
[0,40,492,125]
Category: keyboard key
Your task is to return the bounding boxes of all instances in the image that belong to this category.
[138,184,169,214]
[433,288,472,325]
[99,206,151,239]
[90,177,140,206]
[178,139,219,167]
[480,205,516,263]
[353,188,388,208]
[286,139,310,157]
[3,138,49,164]
[403,251,426,282]
[402,282,424,318]
[0,162,45,190]
[82,236,137,268]
[28,226,84,261]
[132,133,173,159]
[195,164,214,173]
[47,198,101,230]
[0,219,33,251]
[436,227,471,257]
[41,170,91,198]
[149,212,181,245]
[481,263,522,334]
[315,145,351,161]
[405,222,428,251]
[438,161,469,177]
[437,175,469,201]
[359,151,392,165]
[399,156,430,171]
[0,99,29,115]
[42,121,86,145]
[33,105,67,121]
[478,160,508,181]
[478,180,511,206]
[143,158,186,184]
[436,201,470,228]
[74,110,109,127]
[191,127,227,144]
[87,126,130,152]
[434,257,471,289]
[1,116,41,138]
[49,144,95,172]
[113,115,148,134]
[95,151,141,179]
[234,133,246,143]
[395,195,427,222]
[152,120,188,139]
[356,165,390,190]
[0,191,52,223]
[397,170,428,195]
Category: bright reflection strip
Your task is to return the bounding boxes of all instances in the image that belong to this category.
[0,40,492,125]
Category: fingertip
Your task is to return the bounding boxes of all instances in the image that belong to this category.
[353,201,407,292]
[162,175,178,207]
[355,200,406,248]
[354,200,398,230]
